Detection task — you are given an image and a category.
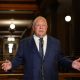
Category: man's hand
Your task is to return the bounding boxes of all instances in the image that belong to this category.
[72,58,80,71]
[1,60,12,72]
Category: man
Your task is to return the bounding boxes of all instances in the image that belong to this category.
[2,16,80,80]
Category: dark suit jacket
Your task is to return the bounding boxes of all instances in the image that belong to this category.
[11,35,72,80]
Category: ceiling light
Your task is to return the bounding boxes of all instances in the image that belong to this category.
[65,15,71,22]
[7,37,15,41]
[10,23,15,29]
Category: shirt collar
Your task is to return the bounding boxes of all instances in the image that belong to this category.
[33,34,47,41]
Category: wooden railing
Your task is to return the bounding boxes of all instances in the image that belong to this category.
[0,74,23,80]
[59,73,80,80]
[0,61,80,80]
[0,73,80,80]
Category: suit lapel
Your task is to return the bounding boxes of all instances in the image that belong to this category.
[29,36,52,59]
[30,36,42,58]
[44,36,51,60]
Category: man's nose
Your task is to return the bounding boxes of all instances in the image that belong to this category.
[39,25,43,29]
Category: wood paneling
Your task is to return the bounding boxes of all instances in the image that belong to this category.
[0,4,38,10]
[59,73,80,80]
[0,0,36,2]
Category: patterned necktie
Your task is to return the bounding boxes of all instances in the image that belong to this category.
[39,38,44,58]
[39,38,44,80]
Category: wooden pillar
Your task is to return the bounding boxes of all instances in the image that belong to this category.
[72,0,80,57]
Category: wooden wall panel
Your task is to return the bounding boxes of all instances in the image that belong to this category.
[0,4,38,10]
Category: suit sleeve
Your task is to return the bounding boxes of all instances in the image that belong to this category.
[11,40,24,69]
[58,40,73,69]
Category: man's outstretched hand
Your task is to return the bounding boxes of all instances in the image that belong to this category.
[72,58,80,71]
[1,60,12,72]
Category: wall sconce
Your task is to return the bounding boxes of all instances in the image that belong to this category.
[8,43,14,53]
[7,37,15,42]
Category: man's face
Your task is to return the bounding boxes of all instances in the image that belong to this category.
[33,18,48,37]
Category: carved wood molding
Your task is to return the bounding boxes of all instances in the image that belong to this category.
[0,4,38,10]
[59,73,80,80]
[0,0,36,2]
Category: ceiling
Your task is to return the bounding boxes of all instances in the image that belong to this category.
[0,0,72,39]
[0,0,39,38]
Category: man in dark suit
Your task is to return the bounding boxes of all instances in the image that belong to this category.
[2,16,80,80]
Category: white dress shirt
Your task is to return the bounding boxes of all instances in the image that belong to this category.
[33,35,47,56]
